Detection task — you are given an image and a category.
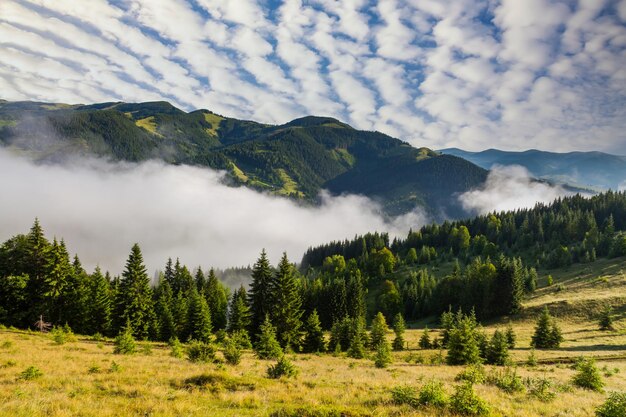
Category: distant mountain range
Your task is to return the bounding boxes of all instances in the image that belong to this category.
[0,100,487,219]
[440,148,626,191]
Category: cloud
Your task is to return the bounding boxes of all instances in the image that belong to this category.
[0,149,427,276]
[0,0,624,154]
[458,165,571,214]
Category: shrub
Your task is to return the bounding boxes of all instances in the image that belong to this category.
[140,343,152,355]
[186,340,216,363]
[526,348,538,367]
[18,366,43,380]
[450,382,490,416]
[572,357,604,392]
[223,339,242,365]
[418,380,449,408]
[546,275,554,286]
[91,333,104,342]
[169,337,184,358]
[487,368,525,393]
[455,364,486,384]
[109,361,121,373]
[527,376,556,402]
[374,341,392,368]
[390,385,418,407]
[231,329,253,349]
[596,392,626,417]
[267,356,298,379]
[113,327,136,354]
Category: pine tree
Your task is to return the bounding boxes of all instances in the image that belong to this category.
[171,291,188,340]
[89,266,111,336]
[187,288,212,343]
[531,307,562,348]
[374,340,392,368]
[486,329,509,366]
[43,238,72,323]
[446,313,481,365]
[163,258,176,292]
[227,285,251,334]
[392,313,406,351]
[303,309,326,353]
[525,267,538,293]
[505,324,516,348]
[61,255,90,333]
[116,244,154,339]
[255,315,283,359]
[369,312,388,350]
[248,249,273,338]
[205,268,228,331]
[194,267,206,292]
[419,327,432,349]
[347,317,366,359]
[25,219,50,315]
[598,305,614,331]
[154,281,175,341]
[270,252,303,349]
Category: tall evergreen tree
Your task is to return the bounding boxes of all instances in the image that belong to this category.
[346,266,366,320]
[271,252,304,350]
[187,287,212,342]
[194,267,206,292]
[116,244,154,339]
[392,313,406,351]
[25,219,50,315]
[370,312,389,350]
[248,249,273,338]
[154,280,175,341]
[44,238,72,323]
[227,285,251,334]
[89,266,111,336]
[205,268,228,331]
[255,314,282,359]
[303,309,326,353]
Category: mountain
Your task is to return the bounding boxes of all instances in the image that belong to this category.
[0,100,488,219]
[440,147,626,191]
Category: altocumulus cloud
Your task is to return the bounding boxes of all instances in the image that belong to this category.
[0,0,624,154]
[0,149,427,275]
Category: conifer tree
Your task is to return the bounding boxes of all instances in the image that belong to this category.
[194,267,206,292]
[172,291,188,340]
[187,288,212,342]
[163,257,175,292]
[446,313,481,365]
[255,315,282,359]
[25,219,50,313]
[598,304,614,331]
[248,249,273,338]
[227,285,251,334]
[374,339,392,368]
[61,255,90,333]
[89,266,111,336]
[205,268,228,331]
[347,317,366,359]
[392,313,406,351]
[346,266,366,320]
[42,238,72,323]
[531,307,563,348]
[303,309,326,353]
[154,281,175,341]
[505,324,516,348]
[370,312,388,350]
[116,244,154,339]
[419,327,432,349]
[270,252,303,349]
[486,329,509,365]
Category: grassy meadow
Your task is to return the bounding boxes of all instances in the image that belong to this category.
[1,257,625,417]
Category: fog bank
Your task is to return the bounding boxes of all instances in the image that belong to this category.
[0,149,426,275]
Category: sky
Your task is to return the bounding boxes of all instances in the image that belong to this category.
[0,0,625,154]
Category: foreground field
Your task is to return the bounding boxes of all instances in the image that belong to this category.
[1,258,625,417]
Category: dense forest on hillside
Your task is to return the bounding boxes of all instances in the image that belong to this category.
[0,100,487,218]
[0,192,625,351]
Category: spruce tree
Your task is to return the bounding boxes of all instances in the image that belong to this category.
[598,305,614,331]
[370,312,388,350]
[89,266,112,336]
[255,315,283,359]
[346,267,366,320]
[303,309,326,353]
[194,267,206,292]
[43,238,72,323]
[154,281,175,341]
[116,244,154,339]
[446,313,481,365]
[205,268,228,331]
[270,252,303,349]
[187,288,213,343]
[61,255,90,333]
[505,324,516,348]
[25,219,50,316]
[248,249,273,338]
[486,330,509,366]
[392,313,406,351]
[531,307,562,348]
[419,327,432,349]
[347,317,366,359]
[374,340,392,368]
[227,285,251,334]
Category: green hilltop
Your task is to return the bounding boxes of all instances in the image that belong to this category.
[0,100,488,219]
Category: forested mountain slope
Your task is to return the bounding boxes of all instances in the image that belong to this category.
[0,100,487,218]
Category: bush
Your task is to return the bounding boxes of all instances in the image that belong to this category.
[169,337,184,358]
[455,364,486,384]
[390,385,418,407]
[18,366,43,380]
[487,368,525,393]
[223,339,242,365]
[113,327,136,354]
[418,380,449,408]
[527,376,556,402]
[186,340,216,363]
[450,382,490,416]
[51,326,67,345]
[572,357,604,392]
[596,392,626,417]
[526,348,538,367]
[231,329,253,349]
[267,356,298,379]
